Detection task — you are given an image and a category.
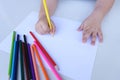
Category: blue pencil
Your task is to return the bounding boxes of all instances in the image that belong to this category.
[10,40,16,79]
[11,34,20,80]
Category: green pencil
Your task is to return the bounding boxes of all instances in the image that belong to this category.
[19,40,25,80]
[8,31,16,80]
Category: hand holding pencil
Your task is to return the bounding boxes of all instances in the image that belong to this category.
[35,16,56,35]
[35,0,57,35]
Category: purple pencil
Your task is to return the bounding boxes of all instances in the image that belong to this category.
[27,44,36,80]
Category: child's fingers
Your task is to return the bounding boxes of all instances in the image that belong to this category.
[91,32,97,45]
[77,24,84,31]
[82,29,92,43]
[35,21,50,35]
[35,23,45,35]
[98,30,103,43]
[40,21,50,34]
[50,20,56,35]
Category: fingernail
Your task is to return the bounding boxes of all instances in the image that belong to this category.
[82,39,86,43]
[91,42,95,46]
[100,39,103,43]
[77,29,80,31]
[77,28,82,31]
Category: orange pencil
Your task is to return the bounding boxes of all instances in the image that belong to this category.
[30,45,40,80]
[32,44,49,80]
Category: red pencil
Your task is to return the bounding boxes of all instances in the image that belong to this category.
[29,31,59,70]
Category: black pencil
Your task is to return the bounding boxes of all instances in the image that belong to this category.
[22,42,30,80]
[23,35,32,79]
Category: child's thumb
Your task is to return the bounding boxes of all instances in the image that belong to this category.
[50,21,56,35]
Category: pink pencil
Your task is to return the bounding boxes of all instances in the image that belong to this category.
[34,41,62,80]
[30,45,40,80]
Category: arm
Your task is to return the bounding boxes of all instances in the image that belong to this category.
[92,0,115,22]
[36,0,58,35]
[39,0,58,18]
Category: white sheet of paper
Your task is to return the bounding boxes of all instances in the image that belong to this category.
[0,12,98,80]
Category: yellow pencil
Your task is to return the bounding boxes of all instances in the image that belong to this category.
[43,0,53,30]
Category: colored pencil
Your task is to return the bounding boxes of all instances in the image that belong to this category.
[19,40,25,80]
[22,42,30,80]
[8,31,16,80]
[29,31,59,70]
[27,43,36,80]
[30,45,40,80]
[34,42,62,80]
[43,0,53,30]
[23,35,32,79]
[11,34,20,80]
[11,41,16,80]
[33,44,49,80]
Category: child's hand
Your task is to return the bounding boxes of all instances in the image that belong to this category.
[35,16,56,35]
[77,15,103,45]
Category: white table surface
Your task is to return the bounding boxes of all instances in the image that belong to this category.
[0,0,120,80]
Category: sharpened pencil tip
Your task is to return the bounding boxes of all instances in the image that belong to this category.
[50,32,54,37]
[55,65,60,71]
